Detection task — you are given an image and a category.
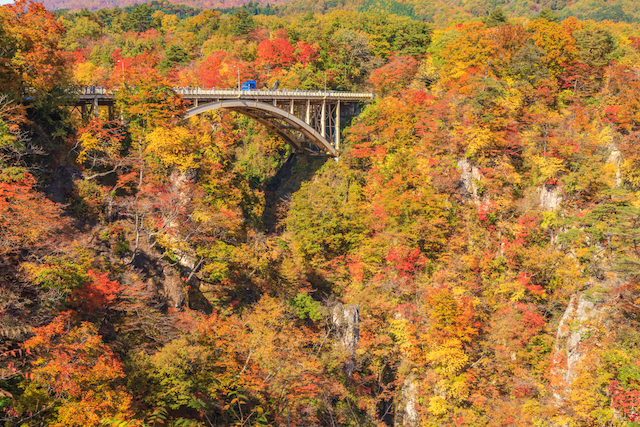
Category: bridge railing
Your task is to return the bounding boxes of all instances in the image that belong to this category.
[79,86,110,95]
[78,86,374,100]
[173,87,375,99]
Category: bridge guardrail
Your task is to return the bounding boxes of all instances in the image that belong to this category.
[78,86,374,100]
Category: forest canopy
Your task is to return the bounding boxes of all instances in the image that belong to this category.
[2,0,640,426]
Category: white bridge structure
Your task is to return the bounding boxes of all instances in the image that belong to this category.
[77,87,375,157]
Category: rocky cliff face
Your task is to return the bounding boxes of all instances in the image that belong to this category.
[607,145,623,188]
[457,158,483,204]
[394,373,420,427]
[551,285,614,407]
[539,184,562,211]
[331,302,360,376]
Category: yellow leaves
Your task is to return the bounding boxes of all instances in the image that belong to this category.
[527,18,578,76]
[446,375,470,401]
[595,125,614,147]
[439,22,492,81]
[428,395,449,416]
[76,119,127,171]
[144,125,211,172]
[241,296,325,398]
[565,354,615,426]
[53,389,133,427]
[461,125,495,159]
[77,133,100,164]
[415,56,441,88]
[602,162,619,189]
[74,61,106,86]
[497,279,527,302]
[530,154,566,185]
[621,158,640,188]
[160,13,179,33]
[389,315,412,353]
[233,233,283,282]
[424,339,468,377]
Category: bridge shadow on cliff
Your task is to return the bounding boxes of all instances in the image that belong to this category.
[261,154,327,234]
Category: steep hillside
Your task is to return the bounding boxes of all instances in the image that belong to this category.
[43,0,640,25]
[284,0,640,24]
[42,0,288,13]
[4,0,640,426]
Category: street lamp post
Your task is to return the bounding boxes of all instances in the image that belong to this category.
[117,59,125,87]
[324,71,327,94]
[233,65,240,95]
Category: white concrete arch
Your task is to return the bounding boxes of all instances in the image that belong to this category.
[185,100,338,157]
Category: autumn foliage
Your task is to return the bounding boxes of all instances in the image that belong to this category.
[4,1,640,427]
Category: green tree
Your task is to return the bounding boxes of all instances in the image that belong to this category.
[158,44,190,72]
[286,162,369,264]
[485,6,508,27]
[561,196,640,279]
[231,9,256,37]
[573,26,615,68]
[538,8,559,22]
[122,4,153,33]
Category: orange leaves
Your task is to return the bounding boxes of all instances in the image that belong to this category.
[296,41,319,66]
[369,56,419,94]
[527,17,579,76]
[438,22,494,81]
[21,314,133,426]
[386,246,426,279]
[488,303,547,360]
[23,311,72,352]
[426,287,479,345]
[24,314,126,390]
[76,118,128,172]
[0,169,65,255]
[129,302,333,426]
[257,37,296,70]
[348,92,425,163]
[198,51,228,88]
[1,0,68,96]
[71,270,122,312]
[114,69,185,133]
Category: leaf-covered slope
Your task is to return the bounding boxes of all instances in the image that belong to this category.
[41,0,289,13]
[6,0,640,424]
[43,0,640,26]
[300,0,640,24]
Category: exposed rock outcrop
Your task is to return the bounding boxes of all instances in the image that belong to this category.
[164,169,200,275]
[539,183,562,211]
[552,289,611,404]
[607,146,623,188]
[457,158,483,203]
[331,302,360,376]
[394,373,420,427]
[161,265,186,308]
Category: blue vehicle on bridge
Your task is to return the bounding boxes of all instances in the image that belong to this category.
[241,80,257,90]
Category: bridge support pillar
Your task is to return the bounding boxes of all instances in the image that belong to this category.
[321,100,326,138]
[335,100,340,151]
[93,97,99,118]
[108,104,114,121]
[194,98,198,108]
[305,99,311,125]
[290,99,294,114]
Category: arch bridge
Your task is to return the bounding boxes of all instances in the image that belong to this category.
[77,87,375,157]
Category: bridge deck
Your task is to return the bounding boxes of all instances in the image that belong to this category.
[78,86,375,102]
